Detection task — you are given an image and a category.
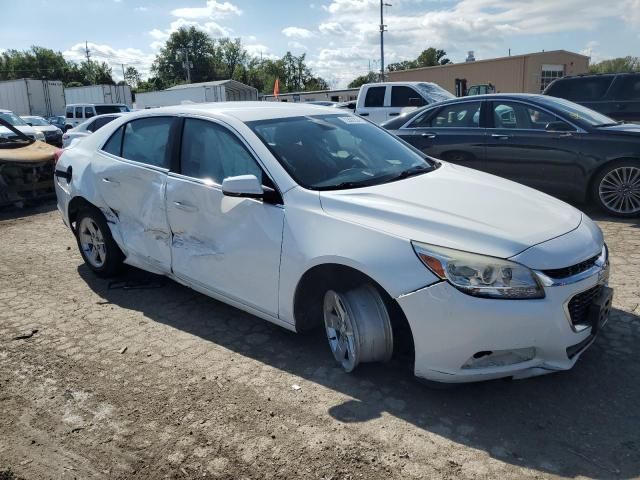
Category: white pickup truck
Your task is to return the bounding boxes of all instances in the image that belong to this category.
[355,82,454,125]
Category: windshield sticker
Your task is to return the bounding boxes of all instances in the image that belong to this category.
[338,116,367,125]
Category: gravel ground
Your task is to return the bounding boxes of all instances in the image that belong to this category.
[0,203,639,480]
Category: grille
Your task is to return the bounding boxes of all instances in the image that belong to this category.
[542,254,599,279]
[568,285,602,326]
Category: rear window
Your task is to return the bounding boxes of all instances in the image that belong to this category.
[95,105,129,114]
[121,117,173,168]
[609,75,640,101]
[546,76,614,101]
[364,87,385,107]
[102,126,124,156]
[391,86,425,107]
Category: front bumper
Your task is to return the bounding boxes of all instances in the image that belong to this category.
[397,262,610,383]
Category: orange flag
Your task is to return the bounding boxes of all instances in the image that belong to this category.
[273,78,280,98]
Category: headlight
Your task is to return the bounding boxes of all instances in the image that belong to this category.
[412,241,544,299]
[35,131,45,141]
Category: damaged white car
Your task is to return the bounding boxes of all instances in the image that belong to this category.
[54,103,612,383]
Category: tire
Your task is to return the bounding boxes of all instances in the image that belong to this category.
[322,284,393,373]
[592,159,640,217]
[75,207,124,277]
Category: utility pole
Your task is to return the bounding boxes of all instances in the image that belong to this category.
[177,47,193,83]
[380,1,391,82]
[84,41,91,63]
[121,64,126,84]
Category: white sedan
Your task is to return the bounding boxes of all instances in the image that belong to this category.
[62,113,127,148]
[54,102,612,383]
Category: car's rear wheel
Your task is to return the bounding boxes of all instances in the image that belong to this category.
[322,284,393,372]
[75,207,123,277]
[593,160,640,217]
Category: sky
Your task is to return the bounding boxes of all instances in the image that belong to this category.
[1,0,639,88]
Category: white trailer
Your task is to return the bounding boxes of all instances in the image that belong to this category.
[64,84,133,108]
[135,84,225,109]
[0,79,66,117]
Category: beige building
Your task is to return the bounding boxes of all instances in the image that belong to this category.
[387,50,589,95]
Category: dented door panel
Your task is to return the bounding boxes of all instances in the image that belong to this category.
[166,175,284,316]
[93,155,172,272]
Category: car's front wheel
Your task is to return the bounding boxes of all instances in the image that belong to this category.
[593,160,640,217]
[75,207,124,277]
[323,284,394,372]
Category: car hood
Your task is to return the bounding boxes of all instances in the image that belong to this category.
[319,162,583,259]
[597,123,640,136]
[32,125,60,133]
[0,125,36,137]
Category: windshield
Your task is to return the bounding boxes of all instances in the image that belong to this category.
[537,96,616,126]
[23,116,50,126]
[95,105,129,114]
[415,83,455,103]
[0,112,28,126]
[248,114,435,190]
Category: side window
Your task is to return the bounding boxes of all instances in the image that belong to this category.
[102,126,124,156]
[66,107,73,119]
[85,119,99,133]
[364,87,385,108]
[181,118,263,184]
[89,116,116,132]
[121,117,173,168]
[609,75,640,101]
[75,107,83,119]
[391,86,424,107]
[85,107,95,119]
[415,101,482,128]
[492,102,573,131]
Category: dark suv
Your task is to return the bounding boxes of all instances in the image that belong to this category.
[543,73,640,122]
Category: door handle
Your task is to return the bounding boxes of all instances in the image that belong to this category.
[359,112,369,117]
[389,112,400,117]
[491,134,510,140]
[173,201,198,213]
[102,177,120,185]
[421,133,437,139]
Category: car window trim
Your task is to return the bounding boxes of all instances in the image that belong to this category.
[173,115,284,204]
[487,99,586,133]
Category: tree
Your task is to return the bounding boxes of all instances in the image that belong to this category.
[388,47,451,72]
[124,66,141,88]
[151,26,218,85]
[80,60,114,85]
[348,72,378,88]
[218,38,247,79]
[589,56,640,74]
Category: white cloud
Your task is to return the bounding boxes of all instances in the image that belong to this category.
[245,44,279,60]
[63,42,156,80]
[281,27,314,39]
[288,41,308,51]
[135,6,149,11]
[171,0,242,19]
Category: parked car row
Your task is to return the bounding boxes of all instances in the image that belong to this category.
[382,93,640,217]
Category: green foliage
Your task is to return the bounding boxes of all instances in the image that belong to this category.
[589,56,640,74]
[150,27,329,94]
[388,47,451,72]
[348,72,378,88]
[0,46,114,85]
[124,66,141,88]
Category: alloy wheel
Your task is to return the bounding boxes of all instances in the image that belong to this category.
[598,166,640,215]
[78,216,107,268]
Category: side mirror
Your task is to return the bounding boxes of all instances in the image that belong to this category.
[545,121,574,132]
[222,175,264,199]
[26,122,33,126]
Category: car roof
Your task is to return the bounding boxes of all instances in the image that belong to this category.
[140,101,350,122]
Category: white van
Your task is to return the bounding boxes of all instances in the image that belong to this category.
[355,82,454,125]
[64,103,130,130]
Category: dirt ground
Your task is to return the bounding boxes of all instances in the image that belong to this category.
[0,202,639,480]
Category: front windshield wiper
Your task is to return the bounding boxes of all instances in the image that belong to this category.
[381,164,433,183]
[594,121,624,127]
[0,117,34,148]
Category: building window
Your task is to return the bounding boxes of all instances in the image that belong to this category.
[540,64,565,91]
